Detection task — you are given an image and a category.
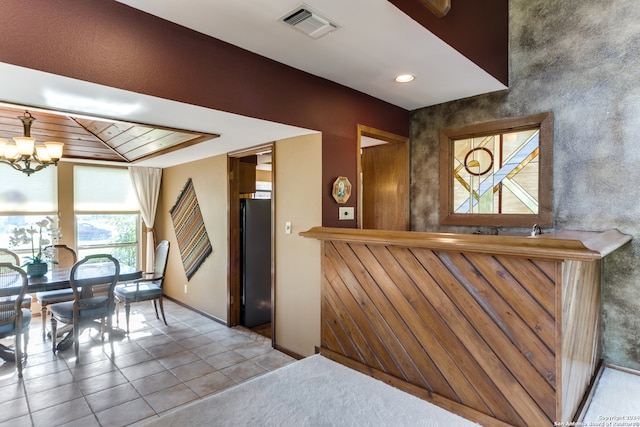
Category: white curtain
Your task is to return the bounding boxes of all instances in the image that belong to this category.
[129,166,162,272]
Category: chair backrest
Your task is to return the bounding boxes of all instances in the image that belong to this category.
[69,254,120,306]
[44,244,77,268]
[0,248,20,266]
[0,263,29,328]
[153,240,170,281]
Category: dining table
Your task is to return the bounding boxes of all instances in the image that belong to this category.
[0,263,142,361]
[26,263,142,293]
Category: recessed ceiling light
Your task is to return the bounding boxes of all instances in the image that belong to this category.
[395,74,415,83]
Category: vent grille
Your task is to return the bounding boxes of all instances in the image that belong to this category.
[281,6,340,39]
[283,9,313,26]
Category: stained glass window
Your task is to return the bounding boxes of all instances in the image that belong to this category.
[452,129,539,215]
[440,112,553,227]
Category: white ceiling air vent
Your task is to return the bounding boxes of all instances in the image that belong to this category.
[281,6,340,39]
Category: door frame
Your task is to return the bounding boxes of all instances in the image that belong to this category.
[227,143,276,345]
[357,124,410,229]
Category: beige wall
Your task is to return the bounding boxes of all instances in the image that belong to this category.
[56,162,75,249]
[157,154,229,321]
[274,134,322,357]
[156,133,322,357]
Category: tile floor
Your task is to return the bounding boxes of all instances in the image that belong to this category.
[0,300,296,427]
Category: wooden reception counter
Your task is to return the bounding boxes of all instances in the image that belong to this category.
[301,227,631,426]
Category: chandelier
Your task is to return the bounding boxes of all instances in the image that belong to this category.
[0,111,64,176]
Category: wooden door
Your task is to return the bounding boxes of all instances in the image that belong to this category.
[360,136,409,230]
[228,156,241,326]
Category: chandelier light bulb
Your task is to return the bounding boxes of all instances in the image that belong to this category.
[36,145,52,162]
[3,142,20,160]
[14,137,36,156]
[44,142,64,160]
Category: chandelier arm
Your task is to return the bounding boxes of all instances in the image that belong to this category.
[0,158,41,176]
[0,159,26,172]
[31,153,51,165]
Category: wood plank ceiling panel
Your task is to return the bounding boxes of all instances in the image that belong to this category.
[0,105,125,162]
[74,117,219,162]
[0,103,219,164]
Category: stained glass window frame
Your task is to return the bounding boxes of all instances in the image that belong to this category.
[439,112,553,228]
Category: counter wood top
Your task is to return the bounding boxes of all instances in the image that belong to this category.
[300,227,631,261]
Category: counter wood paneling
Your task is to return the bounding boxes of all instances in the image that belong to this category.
[301,227,630,426]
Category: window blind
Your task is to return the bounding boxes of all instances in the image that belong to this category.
[74,165,137,211]
[0,166,57,213]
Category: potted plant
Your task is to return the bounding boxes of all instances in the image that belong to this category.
[9,217,57,277]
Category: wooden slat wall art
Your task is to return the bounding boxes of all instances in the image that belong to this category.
[302,228,631,426]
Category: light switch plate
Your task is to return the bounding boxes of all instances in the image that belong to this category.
[339,207,354,220]
[285,221,292,234]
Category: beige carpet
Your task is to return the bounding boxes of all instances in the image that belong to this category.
[582,367,640,423]
[138,354,481,426]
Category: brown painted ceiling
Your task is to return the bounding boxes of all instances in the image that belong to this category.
[0,104,219,164]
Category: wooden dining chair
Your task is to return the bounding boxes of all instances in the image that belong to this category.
[36,245,77,339]
[115,240,170,335]
[50,254,120,362]
[46,245,77,268]
[0,262,31,378]
[0,248,33,311]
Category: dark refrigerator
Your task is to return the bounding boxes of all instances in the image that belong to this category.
[240,199,272,328]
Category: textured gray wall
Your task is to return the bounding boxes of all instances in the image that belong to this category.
[410,0,640,369]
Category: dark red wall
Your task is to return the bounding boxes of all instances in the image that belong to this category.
[0,0,410,227]
[389,0,509,86]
